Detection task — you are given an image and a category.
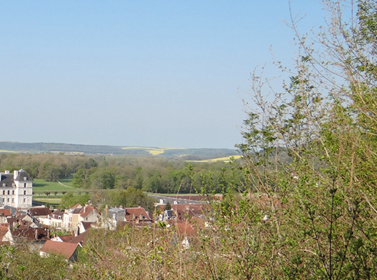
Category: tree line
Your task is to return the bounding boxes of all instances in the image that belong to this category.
[0,153,244,193]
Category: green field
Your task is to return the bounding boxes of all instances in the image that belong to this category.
[33,178,73,191]
[32,179,75,206]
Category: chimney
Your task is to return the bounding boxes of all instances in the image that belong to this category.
[5,170,9,174]
[35,229,38,240]
[13,170,19,180]
[46,229,50,239]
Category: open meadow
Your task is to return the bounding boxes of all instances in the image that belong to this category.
[32,179,75,206]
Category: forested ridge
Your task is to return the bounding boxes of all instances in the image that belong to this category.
[0,141,238,160]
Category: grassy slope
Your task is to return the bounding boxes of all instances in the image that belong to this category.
[33,179,73,191]
[33,179,76,206]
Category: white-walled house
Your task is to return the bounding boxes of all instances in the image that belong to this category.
[0,169,33,210]
[62,204,98,232]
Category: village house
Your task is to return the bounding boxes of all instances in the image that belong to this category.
[0,208,12,224]
[29,206,52,219]
[40,240,78,262]
[124,206,153,223]
[0,169,33,210]
[62,203,98,233]
[39,209,64,229]
[2,226,51,246]
[7,212,40,228]
[77,221,94,235]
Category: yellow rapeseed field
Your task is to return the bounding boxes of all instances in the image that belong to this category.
[122,147,186,156]
[187,155,242,163]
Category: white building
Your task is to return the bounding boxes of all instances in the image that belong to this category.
[0,169,33,210]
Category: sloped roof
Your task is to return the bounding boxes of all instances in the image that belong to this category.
[125,207,151,222]
[14,169,31,181]
[0,209,12,216]
[80,205,95,218]
[59,234,75,242]
[81,221,94,231]
[12,227,49,242]
[68,231,88,245]
[72,208,82,214]
[171,204,203,211]
[41,240,78,260]
[0,173,14,186]
[30,207,52,217]
[0,225,9,239]
[70,203,82,209]
[176,222,197,236]
[51,210,63,219]
[3,205,17,215]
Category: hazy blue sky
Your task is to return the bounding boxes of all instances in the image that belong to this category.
[0,1,325,148]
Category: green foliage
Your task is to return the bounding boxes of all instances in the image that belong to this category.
[164,201,172,211]
[59,192,90,209]
[0,245,68,279]
[229,0,377,278]
[99,187,155,212]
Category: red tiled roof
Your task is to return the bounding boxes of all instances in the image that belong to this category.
[0,209,12,216]
[70,203,82,209]
[125,207,152,222]
[0,225,9,240]
[30,207,52,216]
[59,234,75,242]
[68,231,88,245]
[176,222,197,236]
[41,240,78,260]
[81,221,94,230]
[80,205,95,218]
[12,227,49,242]
[52,210,63,218]
[171,204,203,211]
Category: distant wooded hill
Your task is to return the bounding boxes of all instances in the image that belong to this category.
[0,141,239,160]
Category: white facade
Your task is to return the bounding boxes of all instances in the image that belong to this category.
[0,169,33,210]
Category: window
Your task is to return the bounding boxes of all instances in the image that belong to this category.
[2,190,4,195]
[7,198,9,202]
[12,190,14,195]
[23,198,26,203]
[7,190,9,195]
[2,198,4,202]
[24,190,26,195]
[24,183,26,188]
[12,198,14,203]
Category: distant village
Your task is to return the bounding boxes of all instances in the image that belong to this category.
[0,169,213,262]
